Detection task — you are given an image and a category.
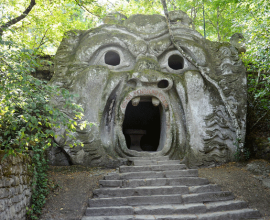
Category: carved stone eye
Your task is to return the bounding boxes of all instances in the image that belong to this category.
[105,51,120,66]
[168,54,184,70]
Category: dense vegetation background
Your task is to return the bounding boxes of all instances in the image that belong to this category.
[0,0,269,219]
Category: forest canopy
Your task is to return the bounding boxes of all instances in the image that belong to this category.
[0,0,269,55]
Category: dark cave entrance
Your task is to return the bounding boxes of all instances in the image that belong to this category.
[122,97,161,152]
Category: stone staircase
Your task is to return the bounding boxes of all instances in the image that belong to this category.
[82,156,261,220]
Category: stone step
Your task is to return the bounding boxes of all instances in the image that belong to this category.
[99,180,122,188]
[83,155,261,220]
[94,184,221,198]
[189,184,221,194]
[82,209,261,220]
[119,164,186,173]
[89,194,183,207]
[133,203,206,215]
[82,214,197,220]
[133,160,180,166]
[85,200,249,216]
[182,191,235,203]
[99,177,209,188]
[128,156,170,162]
[197,208,261,220]
[93,186,189,198]
[204,200,248,212]
[89,191,234,207]
[85,203,206,216]
[85,206,133,216]
[104,169,198,180]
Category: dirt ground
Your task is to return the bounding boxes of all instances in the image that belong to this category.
[39,160,270,220]
[39,166,116,220]
[198,161,270,220]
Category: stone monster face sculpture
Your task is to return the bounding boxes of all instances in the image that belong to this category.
[50,11,247,167]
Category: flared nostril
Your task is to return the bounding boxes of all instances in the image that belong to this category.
[127,79,137,88]
[157,79,169,89]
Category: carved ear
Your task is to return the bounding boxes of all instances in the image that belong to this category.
[168,10,193,27]
[230,33,246,54]
[103,12,127,25]
[54,30,84,77]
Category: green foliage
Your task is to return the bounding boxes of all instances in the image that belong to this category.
[26,146,49,219]
[168,0,240,41]
[239,0,270,139]
[0,0,104,54]
[234,139,251,161]
[113,0,162,16]
[0,43,87,152]
[0,38,89,219]
[0,1,97,218]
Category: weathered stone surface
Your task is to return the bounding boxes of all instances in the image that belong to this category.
[93,185,189,198]
[103,12,127,25]
[50,11,247,167]
[0,151,32,220]
[46,146,71,166]
[230,33,246,54]
[119,164,186,172]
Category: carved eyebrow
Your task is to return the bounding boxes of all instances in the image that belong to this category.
[75,35,130,63]
[148,34,203,57]
[173,37,207,66]
[148,36,172,57]
[82,25,143,41]
[75,30,147,62]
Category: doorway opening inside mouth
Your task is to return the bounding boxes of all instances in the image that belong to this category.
[123,97,161,152]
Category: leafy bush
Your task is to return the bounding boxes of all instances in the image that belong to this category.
[0,39,89,219]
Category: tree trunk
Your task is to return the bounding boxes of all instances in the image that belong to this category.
[0,0,36,38]
[217,6,221,42]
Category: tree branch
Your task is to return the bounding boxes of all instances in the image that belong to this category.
[107,0,116,8]
[168,0,179,10]
[252,69,261,97]
[35,28,49,51]
[74,0,100,18]
[219,4,227,13]
[204,11,218,31]
[0,0,36,38]
[0,57,14,70]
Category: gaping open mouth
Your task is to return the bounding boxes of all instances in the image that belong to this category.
[122,96,166,152]
[118,87,170,155]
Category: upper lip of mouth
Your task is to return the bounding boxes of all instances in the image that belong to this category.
[120,88,169,114]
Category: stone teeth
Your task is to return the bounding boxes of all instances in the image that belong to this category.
[152,97,160,106]
[132,97,140,106]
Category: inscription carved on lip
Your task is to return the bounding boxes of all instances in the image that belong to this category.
[120,88,169,113]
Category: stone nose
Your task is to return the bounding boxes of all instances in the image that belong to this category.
[128,55,173,90]
[134,55,161,72]
[127,77,173,91]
